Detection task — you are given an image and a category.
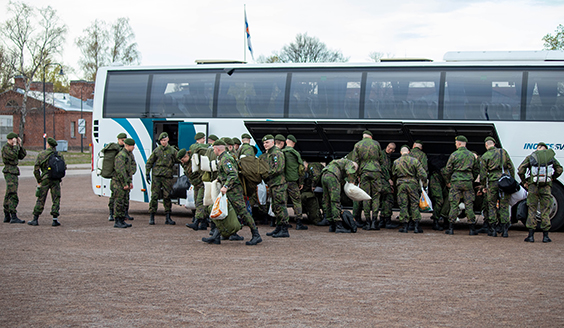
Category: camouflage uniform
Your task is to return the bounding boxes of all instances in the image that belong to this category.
[379,149,394,219]
[112,147,137,219]
[350,137,383,222]
[238,143,256,159]
[300,162,323,224]
[33,148,65,218]
[428,168,450,220]
[282,146,303,220]
[480,146,514,225]
[321,158,357,222]
[518,150,563,231]
[146,144,178,213]
[444,146,480,224]
[189,143,209,222]
[105,142,124,214]
[393,154,427,223]
[2,142,26,216]
[264,145,289,226]
[410,147,428,175]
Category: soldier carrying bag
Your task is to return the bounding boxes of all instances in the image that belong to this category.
[497,149,519,193]
[47,150,66,180]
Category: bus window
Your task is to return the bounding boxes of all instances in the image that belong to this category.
[526,71,564,121]
[104,73,150,118]
[365,71,439,120]
[444,71,522,121]
[217,72,286,118]
[150,73,215,118]
[289,72,361,119]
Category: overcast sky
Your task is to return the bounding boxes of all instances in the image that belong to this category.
[2,0,563,80]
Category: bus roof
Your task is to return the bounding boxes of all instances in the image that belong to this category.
[444,50,564,62]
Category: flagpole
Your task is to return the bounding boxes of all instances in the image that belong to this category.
[244,4,247,62]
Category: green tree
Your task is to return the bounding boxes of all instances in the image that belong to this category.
[542,24,564,50]
[266,33,348,63]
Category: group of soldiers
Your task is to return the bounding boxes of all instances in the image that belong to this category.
[2,133,66,226]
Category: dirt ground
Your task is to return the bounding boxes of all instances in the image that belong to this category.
[1,174,563,327]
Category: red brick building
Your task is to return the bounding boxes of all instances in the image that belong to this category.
[0,77,94,150]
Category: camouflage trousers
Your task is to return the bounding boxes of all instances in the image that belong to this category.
[149,176,173,213]
[322,172,342,222]
[397,181,421,222]
[448,180,475,223]
[33,179,61,218]
[301,193,322,224]
[286,181,302,219]
[108,180,130,212]
[270,184,289,225]
[484,181,510,225]
[429,172,447,220]
[227,184,256,230]
[3,173,19,214]
[526,183,552,231]
[111,181,130,218]
[359,171,381,217]
[193,182,206,220]
[379,178,394,218]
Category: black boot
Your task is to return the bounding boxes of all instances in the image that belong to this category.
[246,229,263,245]
[335,221,351,233]
[296,219,308,230]
[270,216,276,227]
[432,218,441,231]
[354,210,365,228]
[542,231,552,243]
[229,233,244,241]
[186,219,202,230]
[488,224,497,237]
[385,217,399,229]
[114,217,128,228]
[362,218,372,230]
[266,225,282,236]
[209,221,216,235]
[502,222,510,238]
[370,215,380,231]
[445,222,454,235]
[10,213,24,224]
[198,219,209,230]
[202,229,221,244]
[149,213,155,225]
[4,211,10,223]
[329,221,336,233]
[108,208,115,222]
[443,218,450,231]
[399,221,409,233]
[125,209,134,221]
[122,217,132,228]
[52,218,61,227]
[524,229,534,242]
[476,220,489,234]
[469,224,479,236]
[272,224,290,238]
[316,217,331,226]
[165,212,175,225]
[414,221,423,233]
[28,215,39,226]
[378,216,387,229]
[408,220,415,231]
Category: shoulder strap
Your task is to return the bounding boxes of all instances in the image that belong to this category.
[499,148,505,174]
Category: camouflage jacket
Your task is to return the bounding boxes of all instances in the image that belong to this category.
[351,137,382,173]
[1,143,26,175]
[393,154,427,185]
[323,158,357,184]
[301,162,324,191]
[238,143,256,159]
[263,146,286,187]
[282,146,303,182]
[146,144,178,178]
[480,146,514,186]
[217,150,240,190]
[444,146,479,183]
[410,147,428,174]
[380,150,392,181]
[34,148,66,183]
[113,148,137,189]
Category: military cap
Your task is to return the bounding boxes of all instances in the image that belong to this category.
[262,134,274,142]
[47,137,58,147]
[194,132,205,140]
[223,137,234,145]
[241,133,252,139]
[158,132,168,141]
[177,148,187,159]
[400,144,410,150]
[232,137,241,145]
[208,134,219,141]
[414,140,423,145]
[484,136,496,143]
[455,135,468,142]
[124,138,135,146]
[538,142,548,148]
[287,134,297,143]
[6,132,17,139]
[362,130,373,137]
[213,139,226,146]
[117,132,127,139]
[275,134,286,141]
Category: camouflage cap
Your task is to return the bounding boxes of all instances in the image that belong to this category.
[194,132,205,140]
[484,136,496,143]
[158,132,168,141]
[208,134,219,141]
[232,137,241,145]
[287,134,297,143]
[362,130,373,137]
[6,132,17,139]
[116,132,127,139]
[414,140,423,145]
[223,137,234,145]
[213,139,226,146]
[400,144,410,151]
[177,148,187,158]
[455,135,468,142]
[241,133,252,139]
[124,138,135,146]
[262,134,274,142]
[538,142,548,148]
[47,137,58,147]
[275,134,286,141]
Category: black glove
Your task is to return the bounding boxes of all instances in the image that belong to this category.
[146,174,151,184]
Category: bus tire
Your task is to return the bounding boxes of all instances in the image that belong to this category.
[549,183,564,231]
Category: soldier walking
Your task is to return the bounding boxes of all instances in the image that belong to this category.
[321,158,358,233]
[146,132,178,225]
[112,138,137,228]
[28,138,65,226]
[2,132,26,223]
[283,134,307,230]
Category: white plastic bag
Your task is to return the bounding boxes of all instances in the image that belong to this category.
[344,182,371,201]
[257,181,267,205]
[210,160,218,172]
[268,203,275,217]
[509,185,528,206]
[200,156,211,172]
[210,179,222,201]
[419,187,433,212]
[185,185,195,209]
[210,194,228,220]
[203,181,213,206]
[191,153,200,173]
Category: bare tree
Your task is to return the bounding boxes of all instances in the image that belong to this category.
[0,1,67,144]
[256,54,281,63]
[109,17,140,65]
[543,24,564,50]
[0,45,17,92]
[368,51,395,62]
[275,33,348,63]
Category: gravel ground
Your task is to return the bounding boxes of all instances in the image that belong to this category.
[1,174,563,327]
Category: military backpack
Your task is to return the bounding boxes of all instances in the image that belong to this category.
[47,151,66,180]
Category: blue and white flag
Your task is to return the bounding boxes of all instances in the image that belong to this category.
[245,8,254,60]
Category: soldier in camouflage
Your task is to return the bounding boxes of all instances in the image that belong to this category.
[410,140,428,175]
[283,134,307,230]
[238,133,256,159]
[262,134,291,238]
[393,145,427,233]
[2,132,26,223]
[146,132,178,225]
[202,139,262,245]
[321,158,358,233]
[301,161,324,225]
[112,138,137,228]
[186,132,209,230]
[232,137,241,154]
[378,142,399,229]
[107,132,127,222]
[518,142,563,243]
[28,138,65,226]
[480,137,515,237]
[428,165,449,231]
[444,135,480,235]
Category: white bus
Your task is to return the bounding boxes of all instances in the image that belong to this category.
[91,51,564,230]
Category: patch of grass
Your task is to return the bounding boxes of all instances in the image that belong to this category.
[3,151,91,166]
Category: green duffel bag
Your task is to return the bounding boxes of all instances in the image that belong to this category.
[210,200,242,238]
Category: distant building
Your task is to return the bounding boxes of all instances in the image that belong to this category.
[0,76,94,150]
